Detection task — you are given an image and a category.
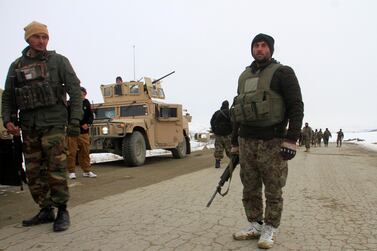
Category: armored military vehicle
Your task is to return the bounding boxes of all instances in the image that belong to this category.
[90,71,192,166]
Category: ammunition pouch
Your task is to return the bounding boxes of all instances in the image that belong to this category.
[231,90,285,127]
[15,62,47,82]
[14,62,64,111]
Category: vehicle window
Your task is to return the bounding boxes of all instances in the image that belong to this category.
[103,87,113,97]
[158,88,165,99]
[120,105,147,117]
[95,107,116,119]
[129,84,140,94]
[159,107,177,118]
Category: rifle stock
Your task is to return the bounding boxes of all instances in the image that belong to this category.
[206,155,239,207]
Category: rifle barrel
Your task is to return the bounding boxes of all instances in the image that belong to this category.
[206,187,219,208]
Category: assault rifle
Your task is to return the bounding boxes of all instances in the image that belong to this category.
[206,154,239,207]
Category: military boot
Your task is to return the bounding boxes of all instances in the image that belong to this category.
[215,159,221,168]
[53,207,70,232]
[22,207,55,227]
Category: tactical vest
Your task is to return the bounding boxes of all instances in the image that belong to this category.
[231,63,285,127]
[13,54,65,111]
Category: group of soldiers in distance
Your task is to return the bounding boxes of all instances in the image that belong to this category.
[299,122,344,152]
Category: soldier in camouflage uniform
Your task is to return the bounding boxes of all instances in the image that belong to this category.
[210,100,232,168]
[312,129,318,147]
[1,21,82,232]
[231,34,303,249]
[317,129,323,147]
[301,123,313,152]
[337,129,344,147]
[323,128,332,147]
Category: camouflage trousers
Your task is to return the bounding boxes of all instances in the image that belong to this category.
[303,136,311,150]
[66,133,91,173]
[239,137,288,228]
[214,134,231,160]
[323,137,329,147]
[22,126,69,208]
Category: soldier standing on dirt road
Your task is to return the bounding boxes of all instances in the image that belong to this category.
[302,123,313,152]
[337,129,344,147]
[230,33,304,249]
[1,21,82,232]
[210,100,232,168]
[323,128,332,147]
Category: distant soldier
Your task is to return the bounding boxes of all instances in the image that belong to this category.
[337,129,344,147]
[302,122,313,152]
[317,129,323,147]
[210,100,232,168]
[312,129,318,147]
[323,128,332,147]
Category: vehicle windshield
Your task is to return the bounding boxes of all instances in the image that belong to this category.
[120,105,147,117]
[95,107,116,119]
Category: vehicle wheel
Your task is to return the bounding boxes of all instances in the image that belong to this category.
[171,137,187,159]
[122,131,146,166]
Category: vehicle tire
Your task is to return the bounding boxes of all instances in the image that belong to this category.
[171,137,187,159]
[122,131,146,166]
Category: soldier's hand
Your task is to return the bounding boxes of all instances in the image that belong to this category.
[231,145,239,155]
[81,123,89,130]
[67,119,80,137]
[6,122,20,136]
[280,140,297,160]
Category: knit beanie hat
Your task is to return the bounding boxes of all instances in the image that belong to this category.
[251,33,275,56]
[24,21,49,41]
[80,87,87,94]
[221,100,229,109]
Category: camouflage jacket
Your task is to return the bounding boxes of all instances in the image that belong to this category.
[1,46,82,129]
[302,126,313,138]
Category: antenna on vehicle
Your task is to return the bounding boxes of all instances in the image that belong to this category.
[133,45,136,81]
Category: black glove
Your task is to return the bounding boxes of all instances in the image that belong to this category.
[67,119,80,137]
[280,140,297,160]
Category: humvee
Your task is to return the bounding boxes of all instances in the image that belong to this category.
[90,72,192,166]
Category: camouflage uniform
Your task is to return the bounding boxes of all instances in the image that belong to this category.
[214,134,232,159]
[1,46,82,209]
[302,125,312,151]
[323,129,332,147]
[316,129,323,147]
[336,130,344,147]
[232,59,303,229]
[210,101,232,163]
[239,138,287,227]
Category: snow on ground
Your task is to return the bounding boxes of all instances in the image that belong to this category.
[339,130,377,152]
[90,138,215,164]
[90,128,377,164]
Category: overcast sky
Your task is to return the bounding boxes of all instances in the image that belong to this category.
[1,0,376,131]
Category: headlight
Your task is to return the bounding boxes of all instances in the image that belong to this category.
[102,126,109,135]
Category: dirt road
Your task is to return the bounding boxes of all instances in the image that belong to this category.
[2,143,377,250]
[0,148,214,228]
